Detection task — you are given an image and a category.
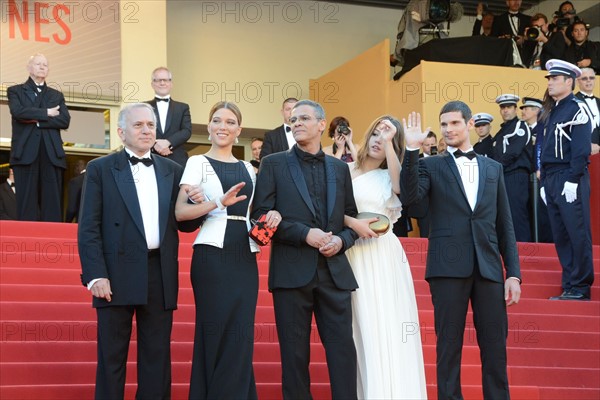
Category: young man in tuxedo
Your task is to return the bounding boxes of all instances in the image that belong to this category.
[253,100,359,399]
[575,67,600,155]
[78,103,183,399]
[147,67,192,166]
[7,54,71,222]
[259,97,298,159]
[401,101,521,400]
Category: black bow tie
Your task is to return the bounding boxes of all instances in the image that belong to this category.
[285,125,291,133]
[302,151,325,163]
[129,155,154,166]
[454,149,477,160]
[582,94,595,99]
[9,182,15,188]
[155,97,169,102]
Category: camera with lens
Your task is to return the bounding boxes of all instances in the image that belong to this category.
[337,122,350,135]
[526,27,540,40]
[554,9,577,30]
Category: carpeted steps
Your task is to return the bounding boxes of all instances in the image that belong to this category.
[1,221,599,399]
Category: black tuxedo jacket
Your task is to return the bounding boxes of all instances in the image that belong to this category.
[401,150,520,283]
[78,150,183,309]
[260,125,289,159]
[576,92,600,144]
[7,78,71,168]
[0,181,17,220]
[491,12,530,38]
[147,98,192,166]
[252,148,359,290]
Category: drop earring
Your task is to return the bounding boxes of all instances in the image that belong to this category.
[235,137,239,144]
[208,134,212,141]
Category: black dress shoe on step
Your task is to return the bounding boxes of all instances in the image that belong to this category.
[549,290,590,301]
[549,291,568,300]
[559,291,590,301]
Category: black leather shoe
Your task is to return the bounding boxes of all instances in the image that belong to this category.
[549,291,568,300]
[559,291,590,301]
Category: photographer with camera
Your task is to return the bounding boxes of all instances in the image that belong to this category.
[324,116,358,163]
[523,14,551,69]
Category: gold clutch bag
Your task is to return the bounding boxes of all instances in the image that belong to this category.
[356,212,391,235]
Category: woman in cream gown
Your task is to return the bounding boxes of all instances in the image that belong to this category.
[345,116,427,399]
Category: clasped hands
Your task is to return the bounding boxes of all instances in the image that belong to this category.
[153,139,173,156]
[306,228,343,257]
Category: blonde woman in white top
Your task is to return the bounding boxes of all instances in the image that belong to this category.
[175,101,280,399]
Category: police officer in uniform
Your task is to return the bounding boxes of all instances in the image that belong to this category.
[473,112,494,157]
[492,94,533,242]
[520,97,554,243]
[541,59,594,301]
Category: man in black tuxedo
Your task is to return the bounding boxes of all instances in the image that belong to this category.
[576,67,600,155]
[491,0,531,63]
[401,102,521,400]
[491,0,530,40]
[253,100,359,399]
[0,168,17,220]
[259,97,298,159]
[147,67,192,166]
[7,54,70,222]
[78,103,183,400]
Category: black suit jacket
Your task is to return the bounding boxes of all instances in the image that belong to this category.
[78,150,183,309]
[0,181,17,220]
[65,172,85,222]
[491,12,530,38]
[401,150,520,283]
[260,125,289,159]
[7,78,71,168]
[564,41,600,74]
[575,92,600,145]
[252,148,359,290]
[147,98,192,166]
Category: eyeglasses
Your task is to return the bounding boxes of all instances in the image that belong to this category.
[152,78,172,83]
[579,76,596,81]
[289,115,321,124]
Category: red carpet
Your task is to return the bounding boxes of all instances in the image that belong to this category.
[1,221,599,399]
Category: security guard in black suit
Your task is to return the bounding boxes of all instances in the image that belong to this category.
[541,59,594,301]
[492,94,533,242]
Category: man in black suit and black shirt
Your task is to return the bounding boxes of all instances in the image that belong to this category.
[564,22,600,75]
[253,100,359,399]
[576,67,600,155]
[147,67,192,167]
[259,97,298,159]
[7,54,71,222]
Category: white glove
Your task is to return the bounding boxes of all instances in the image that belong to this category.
[561,181,578,203]
[540,187,547,205]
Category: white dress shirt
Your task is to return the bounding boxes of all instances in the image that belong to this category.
[284,124,295,149]
[449,147,479,211]
[155,95,170,131]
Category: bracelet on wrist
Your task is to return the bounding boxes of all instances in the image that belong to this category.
[215,196,227,210]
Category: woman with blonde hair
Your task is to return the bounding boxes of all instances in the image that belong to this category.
[175,101,280,399]
[344,115,427,399]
